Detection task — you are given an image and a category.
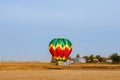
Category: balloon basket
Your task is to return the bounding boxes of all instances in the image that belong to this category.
[56,60,71,66]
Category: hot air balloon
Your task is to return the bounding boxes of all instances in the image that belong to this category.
[49,38,72,65]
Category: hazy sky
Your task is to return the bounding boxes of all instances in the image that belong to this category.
[0,0,120,61]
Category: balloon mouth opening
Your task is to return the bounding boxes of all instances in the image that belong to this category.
[56,59,66,62]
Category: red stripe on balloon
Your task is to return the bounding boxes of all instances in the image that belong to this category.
[63,47,70,58]
[68,48,72,57]
[55,47,63,58]
[49,47,57,57]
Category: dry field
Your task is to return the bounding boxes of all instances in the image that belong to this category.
[0,62,120,80]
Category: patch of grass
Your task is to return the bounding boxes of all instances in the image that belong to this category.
[0,62,120,70]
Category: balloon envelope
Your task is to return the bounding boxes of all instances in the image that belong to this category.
[49,38,72,61]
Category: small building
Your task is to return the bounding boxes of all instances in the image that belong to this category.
[66,60,71,65]
[93,59,99,63]
[106,60,113,63]
[73,57,86,63]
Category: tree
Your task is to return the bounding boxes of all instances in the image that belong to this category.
[95,55,102,62]
[109,53,120,63]
[101,57,107,62]
[89,54,94,63]
[76,54,80,58]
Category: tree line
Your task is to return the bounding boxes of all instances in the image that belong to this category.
[76,53,120,63]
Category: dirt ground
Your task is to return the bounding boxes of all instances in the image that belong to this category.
[0,62,120,80]
[0,69,120,80]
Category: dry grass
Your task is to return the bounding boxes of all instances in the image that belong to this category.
[0,62,120,80]
[0,69,120,80]
[0,62,52,70]
[0,62,120,70]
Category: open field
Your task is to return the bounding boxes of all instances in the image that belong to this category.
[0,62,120,70]
[0,69,120,80]
[0,62,120,80]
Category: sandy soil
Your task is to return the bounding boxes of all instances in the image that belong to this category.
[0,69,120,80]
[0,62,120,80]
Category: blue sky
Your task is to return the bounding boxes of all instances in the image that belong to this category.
[0,0,120,61]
